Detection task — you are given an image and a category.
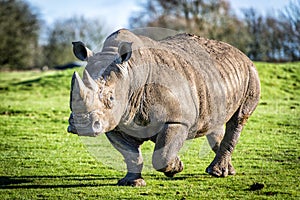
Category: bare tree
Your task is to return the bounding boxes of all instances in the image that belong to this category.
[243,0,300,62]
[43,16,107,68]
[280,0,300,61]
[242,8,268,61]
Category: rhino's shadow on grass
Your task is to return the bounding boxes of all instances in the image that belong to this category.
[0,175,116,189]
[0,173,208,189]
[10,73,66,89]
[13,77,42,87]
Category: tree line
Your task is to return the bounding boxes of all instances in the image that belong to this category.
[0,0,107,70]
[0,0,299,70]
[130,0,300,62]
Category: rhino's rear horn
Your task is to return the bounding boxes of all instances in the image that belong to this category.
[83,69,99,92]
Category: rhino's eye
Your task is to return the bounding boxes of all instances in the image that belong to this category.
[103,95,114,109]
[108,97,113,108]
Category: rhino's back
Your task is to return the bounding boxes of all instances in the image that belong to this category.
[157,34,253,135]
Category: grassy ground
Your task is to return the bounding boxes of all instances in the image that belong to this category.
[0,62,299,199]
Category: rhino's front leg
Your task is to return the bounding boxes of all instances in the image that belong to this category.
[152,123,188,177]
[105,131,146,186]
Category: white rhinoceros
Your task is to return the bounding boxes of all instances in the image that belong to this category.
[68,29,260,186]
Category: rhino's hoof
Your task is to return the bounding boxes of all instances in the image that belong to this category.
[117,178,146,187]
[206,162,236,177]
[164,159,184,177]
[206,156,238,177]
[206,166,227,177]
[228,163,236,175]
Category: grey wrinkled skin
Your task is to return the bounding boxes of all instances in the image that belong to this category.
[68,29,260,186]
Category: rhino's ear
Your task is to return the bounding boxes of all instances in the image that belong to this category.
[118,42,132,63]
[72,41,94,61]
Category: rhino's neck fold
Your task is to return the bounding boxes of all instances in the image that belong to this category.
[119,54,152,125]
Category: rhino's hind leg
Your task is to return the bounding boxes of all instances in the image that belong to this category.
[206,67,260,177]
[206,109,245,177]
[105,131,146,186]
[152,123,188,177]
[206,126,236,175]
[206,126,225,153]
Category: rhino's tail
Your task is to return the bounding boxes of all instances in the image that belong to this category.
[239,63,261,125]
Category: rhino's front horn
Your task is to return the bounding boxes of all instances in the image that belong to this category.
[70,72,88,112]
[83,69,99,92]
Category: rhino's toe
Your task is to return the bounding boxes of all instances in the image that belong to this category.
[228,162,236,175]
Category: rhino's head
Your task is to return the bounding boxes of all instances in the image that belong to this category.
[68,37,133,137]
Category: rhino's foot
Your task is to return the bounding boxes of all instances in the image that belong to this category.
[164,160,184,177]
[206,157,235,177]
[117,178,146,187]
[117,173,146,187]
[159,157,184,178]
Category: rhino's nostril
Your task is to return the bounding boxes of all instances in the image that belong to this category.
[93,121,101,131]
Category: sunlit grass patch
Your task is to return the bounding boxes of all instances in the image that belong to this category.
[0,63,299,199]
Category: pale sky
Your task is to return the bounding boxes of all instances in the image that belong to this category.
[27,0,290,32]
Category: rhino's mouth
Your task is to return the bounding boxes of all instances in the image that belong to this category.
[67,113,78,134]
[67,125,101,137]
[67,112,103,137]
[67,124,78,134]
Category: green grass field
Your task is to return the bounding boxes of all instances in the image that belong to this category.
[0,62,299,199]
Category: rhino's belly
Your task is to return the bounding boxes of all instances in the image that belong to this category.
[118,121,164,139]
